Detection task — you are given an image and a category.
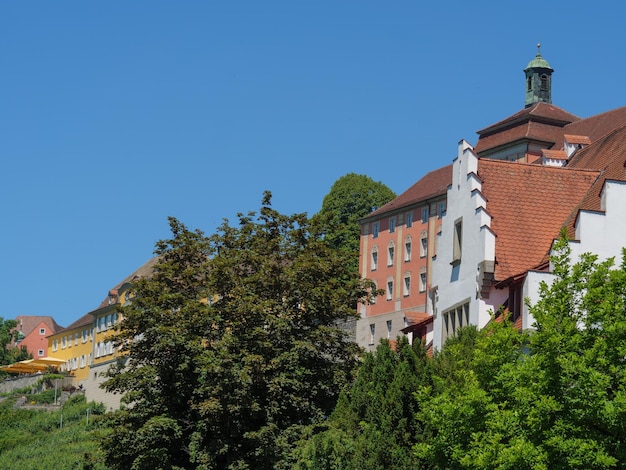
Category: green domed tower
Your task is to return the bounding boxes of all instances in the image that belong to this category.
[524,43,553,107]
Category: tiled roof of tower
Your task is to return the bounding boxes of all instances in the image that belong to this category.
[475,102,581,154]
[477,159,599,280]
[562,123,626,238]
[363,165,452,220]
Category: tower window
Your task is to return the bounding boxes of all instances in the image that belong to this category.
[527,76,532,91]
[540,74,548,91]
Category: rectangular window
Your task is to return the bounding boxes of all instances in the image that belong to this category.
[80,355,86,368]
[74,333,79,346]
[371,250,378,270]
[437,201,446,218]
[405,211,413,228]
[387,245,395,266]
[386,280,393,300]
[419,271,427,292]
[82,330,88,343]
[403,275,411,297]
[389,216,396,233]
[52,340,58,352]
[387,320,392,339]
[453,219,463,264]
[372,222,380,238]
[38,349,44,357]
[421,207,429,224]
[404,240,412,262]
[61,337,67,349]
[443,302,470,341]
[39,328,46,335]
[369,324,375,345]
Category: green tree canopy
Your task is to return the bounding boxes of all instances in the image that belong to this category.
[0,317,30,373]
[291,337,433,470]
[100,193,374,469]
[315,174,395,272]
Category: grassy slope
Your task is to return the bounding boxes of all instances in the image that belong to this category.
[0,394,107,469]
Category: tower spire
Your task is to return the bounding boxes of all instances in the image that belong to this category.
[524,43,554,107]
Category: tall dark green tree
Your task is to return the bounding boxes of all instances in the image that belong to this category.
[292,337,433,470]
[100,193,374,469]
[315,174,395,272]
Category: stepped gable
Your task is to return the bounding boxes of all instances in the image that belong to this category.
[474,102,581,155]
[561,123,626,238]
[477,159,598,280]
[363,165,452,220]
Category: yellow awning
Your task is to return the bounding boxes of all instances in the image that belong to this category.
[0,357,65,374]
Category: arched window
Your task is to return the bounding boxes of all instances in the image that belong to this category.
[387,241,395,266]
[540,74,548,91]
[404,235,412,262]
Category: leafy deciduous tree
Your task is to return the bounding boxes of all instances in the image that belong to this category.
[100,193,373,469]
[314,174,396,273]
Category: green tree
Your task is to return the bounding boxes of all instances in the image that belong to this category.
[416,238,626,469]
[101,193,373,469]
[0,318,30,372]
[315,174,395,272]
[292,337,433,470]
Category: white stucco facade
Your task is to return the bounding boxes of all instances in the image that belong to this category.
[430,141,505,351]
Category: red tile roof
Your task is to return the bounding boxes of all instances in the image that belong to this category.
[475,104,626,157]
[564,134,592,145]
[563,106,626,145]
[14,316,63,336]
[475,103,581,155]
[58,313,95,333]
[363,165,452,220]
[477,159,599,280]
[563,123,626,237]
[542,149,568,160]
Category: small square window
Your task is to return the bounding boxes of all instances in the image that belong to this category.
[39,328,46,335]
[37,349,44,357]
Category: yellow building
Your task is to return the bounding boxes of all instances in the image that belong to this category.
[48,257,158,409]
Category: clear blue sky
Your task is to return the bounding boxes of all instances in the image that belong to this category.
[2,1,625,327]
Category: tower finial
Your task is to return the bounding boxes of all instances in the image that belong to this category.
[537,42,541,56]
